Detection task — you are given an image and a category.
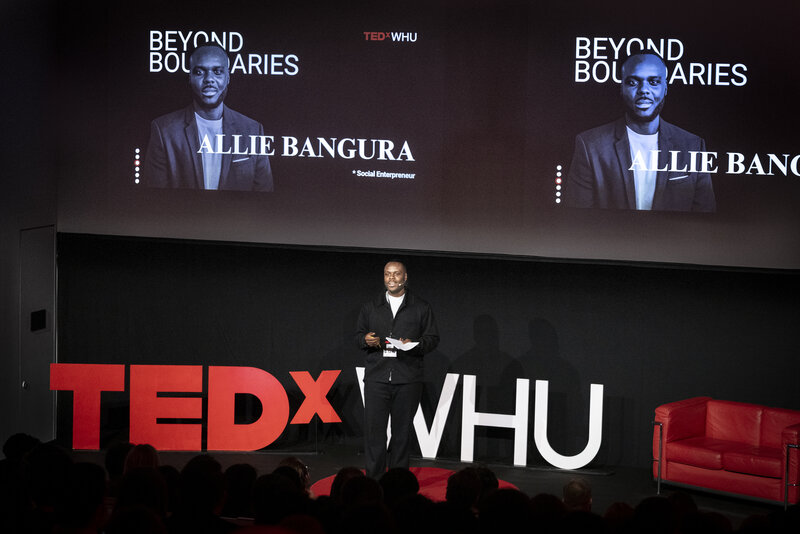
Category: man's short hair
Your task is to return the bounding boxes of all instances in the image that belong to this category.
[188,41,230,68]
[385,259,407,269]
[621,52,668,78]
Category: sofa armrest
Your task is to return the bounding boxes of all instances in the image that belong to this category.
[652,397,711,483]
[782,423,800,445]
[654,396,711,444]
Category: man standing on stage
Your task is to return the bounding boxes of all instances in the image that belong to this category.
[356,261,439,479]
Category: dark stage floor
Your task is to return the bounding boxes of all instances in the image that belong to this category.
[70,444,783,530]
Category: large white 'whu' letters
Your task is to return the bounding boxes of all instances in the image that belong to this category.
[355,368,604,470]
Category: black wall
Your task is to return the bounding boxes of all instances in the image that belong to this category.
[56,233,800,468]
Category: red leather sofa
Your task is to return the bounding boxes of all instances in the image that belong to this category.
[652,397,800,506]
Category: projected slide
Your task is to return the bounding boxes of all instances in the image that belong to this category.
[525,2,800,217]
[107,2,443,211]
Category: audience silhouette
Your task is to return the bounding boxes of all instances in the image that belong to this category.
[1,434,798,534]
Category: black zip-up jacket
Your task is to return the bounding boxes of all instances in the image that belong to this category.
[356,289,439,384]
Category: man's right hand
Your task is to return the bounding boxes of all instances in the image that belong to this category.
[365,332,380,348]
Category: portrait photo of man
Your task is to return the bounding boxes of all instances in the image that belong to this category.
[564,53,715,212]
[143,42,274,191]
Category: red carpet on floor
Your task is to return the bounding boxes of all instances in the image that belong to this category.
[310,466,517,502]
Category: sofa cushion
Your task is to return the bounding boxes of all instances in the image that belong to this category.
[706,400,762,446]
[761,408,800,449]
[666,437,732,469]
[722,446,782,478]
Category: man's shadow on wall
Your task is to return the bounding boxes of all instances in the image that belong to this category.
[436,314,524,463]
[519,317,585,466]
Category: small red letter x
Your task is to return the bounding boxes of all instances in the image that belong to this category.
[289,370,342,424]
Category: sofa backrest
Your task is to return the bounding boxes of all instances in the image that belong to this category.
[761,407,800,449]
[706,400,762,447]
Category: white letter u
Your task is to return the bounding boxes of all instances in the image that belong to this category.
[533,380,603,469]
